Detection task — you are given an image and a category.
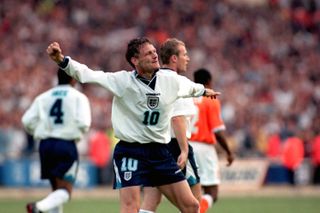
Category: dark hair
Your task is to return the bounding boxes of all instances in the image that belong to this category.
[193,68,212,85]
[125,37,152,68]
[57,68,73,85]
[160,38,184,64]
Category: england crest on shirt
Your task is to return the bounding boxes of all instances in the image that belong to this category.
[146,93,160,109]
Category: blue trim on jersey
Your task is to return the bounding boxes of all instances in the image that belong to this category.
[134,70,158,90]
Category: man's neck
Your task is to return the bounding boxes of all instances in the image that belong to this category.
[140,73,153,80]
[162,64,177,73]
[136,70,154,80]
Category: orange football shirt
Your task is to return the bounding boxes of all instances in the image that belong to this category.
[190,96,225,145]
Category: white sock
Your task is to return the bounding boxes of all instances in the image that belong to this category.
[48,205,63,213]
[203,194,213,208]
[139,209,155,213]
[36,189,69,212]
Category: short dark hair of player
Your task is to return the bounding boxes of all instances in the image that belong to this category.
[160,38,184,65]
[193,68,212,85]
[58,68,73,85]
[126,37,152,69]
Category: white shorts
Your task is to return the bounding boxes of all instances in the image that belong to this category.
[190,141,220,186]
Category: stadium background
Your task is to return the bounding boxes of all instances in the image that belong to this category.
[1,0,320,212]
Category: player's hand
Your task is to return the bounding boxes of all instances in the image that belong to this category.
[204,88,221,99]
[47,42,64,64]
[177,151,188,169]
[226,153,234,166]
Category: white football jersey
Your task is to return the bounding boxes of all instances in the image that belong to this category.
[170,97,197,139]
[22,85,91,141]
[62,57,205,144]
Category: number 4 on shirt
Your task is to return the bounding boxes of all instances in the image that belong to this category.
[50,98,64,124]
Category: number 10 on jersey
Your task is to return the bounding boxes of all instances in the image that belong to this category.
[142,111,160,125]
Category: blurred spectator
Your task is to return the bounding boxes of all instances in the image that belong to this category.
[311,135,320,184]
[266,133,282,159]
[281,136,305,185]
[88,129,113,185]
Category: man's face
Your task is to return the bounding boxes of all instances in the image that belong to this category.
[176,44,190,74]
[135,43,160,73]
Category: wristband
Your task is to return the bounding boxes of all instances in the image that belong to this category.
[202,89,206,96]
[58,56,69,69]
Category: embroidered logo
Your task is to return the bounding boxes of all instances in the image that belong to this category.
[147,97,159,109]
[124,172,132,181]
[146,93,160,109]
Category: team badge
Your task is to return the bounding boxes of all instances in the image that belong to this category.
[124,172,132,181]
[147,96,159,109]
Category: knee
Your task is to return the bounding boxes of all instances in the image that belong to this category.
[121,198,140,212]
[194,200,200,213]
[188,199,200,213]
[178,198,199,213]
[121,202,140,213]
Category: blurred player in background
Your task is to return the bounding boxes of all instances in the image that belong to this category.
[47,38,220,213]
[190,68,234,213]
[140,38,202,213]
[22,68,92,213]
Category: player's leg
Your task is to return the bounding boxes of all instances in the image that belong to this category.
[27,139,77,213]
[203,185,218,203]
[119,186,141,213]
[35,166,77,213]
[140,187,162,212]
[27,173,73,213]
[113,141,154,213]
[167,140,202,205]
[185,144,202,203]
[190,183,202,202]
[29,178,72,213]
[200,185,216,213]
[142,141,199,213]
[190,141,220,213]
[165,139,205,212]
[158,180,199,213]
[47,205,63,213]
[35,179,71,213]
[186,146,206,213]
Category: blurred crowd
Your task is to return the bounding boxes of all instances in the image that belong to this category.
[0,0,320,172]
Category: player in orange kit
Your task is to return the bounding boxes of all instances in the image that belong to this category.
[189,68,234,213]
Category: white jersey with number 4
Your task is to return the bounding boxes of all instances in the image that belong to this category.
[62,57,205,144]
[22,85,91,141]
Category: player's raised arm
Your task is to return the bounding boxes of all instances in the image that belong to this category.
[47,42,65,64]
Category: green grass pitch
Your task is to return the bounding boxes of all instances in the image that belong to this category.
[1,196,320,213]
